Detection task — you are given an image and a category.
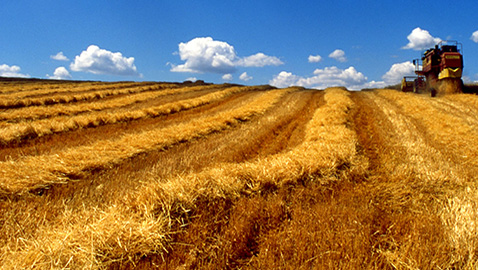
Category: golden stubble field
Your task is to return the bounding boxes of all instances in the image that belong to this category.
[1,78,478,269]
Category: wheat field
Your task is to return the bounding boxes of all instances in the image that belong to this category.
[1,78,478,269]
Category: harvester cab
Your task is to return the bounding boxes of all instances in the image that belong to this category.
[402,40,463,96]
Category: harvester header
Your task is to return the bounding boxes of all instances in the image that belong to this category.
[401,40,464,96]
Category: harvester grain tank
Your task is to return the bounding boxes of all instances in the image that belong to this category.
[401,40,464,96]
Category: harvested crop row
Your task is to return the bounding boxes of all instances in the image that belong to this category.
[428,97,478,127]
[0,89,263,162]
[0,81,94,94]
[0,81,121,97]
[179,90,323,166]
[135,88,362,217]
[0,81,152,99]
[0,87,292,196]
[366,90,477,268]
[0,82,172,109]
[0,84,226,121]
[136,90,323,184]
[0,85,263,145]
[5,88,362,269]
[369,91,468,183]
[375,90,478,178]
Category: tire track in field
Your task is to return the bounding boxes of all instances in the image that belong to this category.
[0,90,262,161]
[232,90,324,159]
[350,92,396,173]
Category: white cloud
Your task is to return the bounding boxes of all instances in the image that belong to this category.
[270,66,367,90]
[185,77,197,82]
[0,64,30,78]
[222,73,233,81]
[402,27,441,50]
[329,49,347,62]
[381,61,415,85]
[70,45,139,76]
[239,72,253,81]
[471,30,478,43]
[172,37,236,74]
[47,66,72,80]
[171,37,283,74]
[308,55,322,63]
[51,52,69,61]
[362,80,387,89]
[269,71,301,88]
[237,53,283,67]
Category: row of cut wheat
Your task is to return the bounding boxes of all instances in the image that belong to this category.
[371,90,478,268]
[134,87,362,217]
[1,87,362,268]
[0,85,255,145]
[376,90,478,177]
[0,81,154,99]
[0,82,172,109]
[0,81,141,98]
[0,81,94,94]
[0,84,226,122]
[0,87,291,196]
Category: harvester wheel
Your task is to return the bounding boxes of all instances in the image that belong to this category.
[430,88,437,97]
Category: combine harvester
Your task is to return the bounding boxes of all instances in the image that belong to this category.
[401,40,464,96]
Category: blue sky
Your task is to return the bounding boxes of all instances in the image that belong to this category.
[1,0,478,89]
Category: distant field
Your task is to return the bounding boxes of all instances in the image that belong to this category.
[1,79,478,269]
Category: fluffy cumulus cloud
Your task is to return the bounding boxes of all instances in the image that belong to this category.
[237,53,283,67]
[402,27,441,50]
[362,80,387,89]
[171,37,283,74]
[381,61,415,85]
[222,74,233,81]
[308,55,322,63]
[239,72,253,81]
[270,66,367,90]
[51,52,69,61]
[328,49,347,62]
[70,45,139,76]
[471,30,478,43]
[172,37,236,74]
[47,66,72,80]
[269,71,301,89]
[0,64,30,78]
